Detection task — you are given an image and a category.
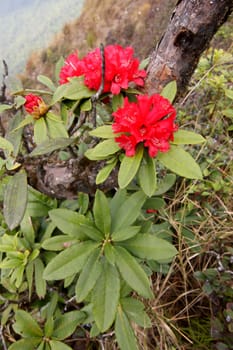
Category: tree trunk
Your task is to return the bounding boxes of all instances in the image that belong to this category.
[144,0,233,95]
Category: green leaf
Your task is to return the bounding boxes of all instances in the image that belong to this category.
[0,103,12,112]
[44,317,54,338]
[111,191,146,232]
[120,297,152,328]
[80,98,92,111]
[52,310,86,340]
[13,310,43,337]
[225,89,233,100]
[30,137,74,156]
[3,171,28,230]
[85,139,120,160]
[104,242,116,265]
[115,246,153,299]
[93,190,111,235]
[49,209,103,241]
[49,208,88,239]
[138,153,157,196]
[157,145,203,179]
[42,236,78,251]
[34,117,47,144]
[92,260,120,332]
[46,112,68,139]
[111,226,140,242]
[0,136,14,153]
[37,74,56,91]
[49,340,72,350]
[8,338,41,350]
[112,93,124,111]
[121,234,177,263]
[34,258,46,298]
[78,192,89,214]
[52,77,93,104]
[96,158,117,184]
[143,197,166,210]
[118,144,144,188]
[161,80,177,103]
[75,248,102,302]
[89,125,116,138]
[13,115,34,131]
[43,241,99,280]
[115,307,139,350]
[153,174,176,196]
[6,111,24,157]
[172,130,206,144]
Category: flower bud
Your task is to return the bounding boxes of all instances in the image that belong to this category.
[24,93,48,119]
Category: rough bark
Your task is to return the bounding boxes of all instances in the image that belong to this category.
[144,0,233,95]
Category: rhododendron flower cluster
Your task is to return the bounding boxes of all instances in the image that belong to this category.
[59,45,146,94]
[112,94,178,157]
[24,93,48,119]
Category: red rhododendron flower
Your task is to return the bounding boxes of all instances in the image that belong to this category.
[112,94,178,157]
[59,45,147,94]
[24,94,48,119]
[59,52,85,84]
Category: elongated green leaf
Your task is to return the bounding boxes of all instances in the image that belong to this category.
[13,310,43,337]
[161,80,177,103]
[115,246,153,298]
[153,174,176,196]
[3,171,28,230]
[138,154,157,196]
[121,297,152,328]
[52,310,86,340]
[0,104,12,112]
[37,74,56,91]
[115,307,139,350]
[93,190,111,234]
[30,137,75,156]
[96,158,117,184]
[85,139,120,160]
[44,317,54,338]
[89,125,116,138]
[43,241,99,280]
[75,248,102,302]
[49,340,73,350]
[111,226,140,242]
[49,209,88,239]
[225,89,233,100]
[6,112,24,157]
[13,115,34,131]
[34,117,47,145]
[34,258,46,298]
[143,197,166,210]
[121,234,177,263]
[92,260,120,332]
[118,145,144,188]
[64,77,94,100]
[157,145,203,179]
[42,236,78,251]
[0,136,14,153]
[111,191,146,232]
[46,113,68,139]
[8,338,41,350]
[172,130,206,144]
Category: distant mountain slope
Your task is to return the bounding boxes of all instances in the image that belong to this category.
[22,0,177,87]
[0,0,84,76]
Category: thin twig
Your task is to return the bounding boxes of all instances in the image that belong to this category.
[91,43,105,127]
[0,60,8,103]
[0,325,8,350]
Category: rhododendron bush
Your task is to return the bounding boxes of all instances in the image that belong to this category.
[0,44,205,350]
